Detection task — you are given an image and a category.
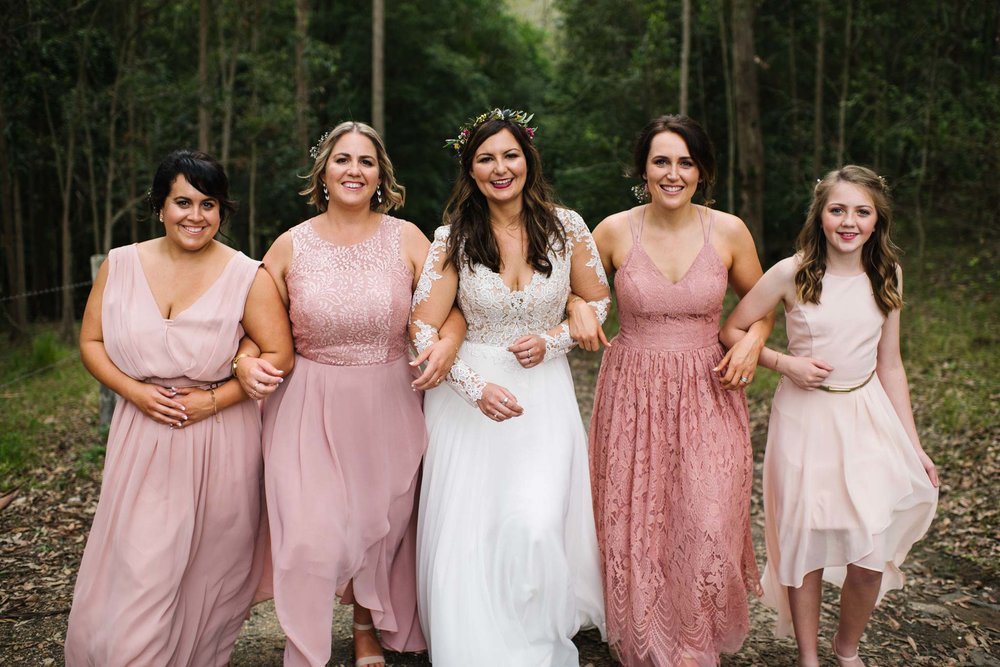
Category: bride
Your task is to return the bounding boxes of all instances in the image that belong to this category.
[410,109,608,665]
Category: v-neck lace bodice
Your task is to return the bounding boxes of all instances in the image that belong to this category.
[614,207,727,351]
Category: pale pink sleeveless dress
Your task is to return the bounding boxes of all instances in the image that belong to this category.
[65,245,268,667]
[262,217,426,666]
[589,208,759,666]
[760,272,938,637]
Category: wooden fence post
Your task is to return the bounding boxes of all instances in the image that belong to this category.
[90,254,117,427]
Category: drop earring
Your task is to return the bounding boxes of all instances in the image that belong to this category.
[376,185,383,205]
[321,182,329,200]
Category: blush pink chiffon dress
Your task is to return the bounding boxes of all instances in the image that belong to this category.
[589,207,760,666]
[759,271,938,636]
[65,245,269,667]
[262,217,426,666]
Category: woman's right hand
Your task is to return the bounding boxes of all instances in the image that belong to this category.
[476,382,524,422]
[128,383,189,427]
[235,355,285,400]
[779,354,834,390]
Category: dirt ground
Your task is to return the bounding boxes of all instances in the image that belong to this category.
[1,351,997,666]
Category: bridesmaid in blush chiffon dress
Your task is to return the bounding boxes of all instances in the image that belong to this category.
[65,150,293,666]
[233,122,463,667]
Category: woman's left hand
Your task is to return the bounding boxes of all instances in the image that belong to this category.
[170,387,215,427]
[411,337,459,390]
[508,335,545,369]
[714,333,763,390]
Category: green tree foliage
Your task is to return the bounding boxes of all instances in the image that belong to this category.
[1,0,997,332]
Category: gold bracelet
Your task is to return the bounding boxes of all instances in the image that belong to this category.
[231,353,251,377]
[210,387,220,422]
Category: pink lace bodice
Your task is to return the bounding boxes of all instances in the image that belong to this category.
[286,217,413,365]
[613,207,725,351]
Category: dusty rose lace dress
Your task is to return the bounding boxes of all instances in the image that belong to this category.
[262,217,426,667]
[589,207,760,666]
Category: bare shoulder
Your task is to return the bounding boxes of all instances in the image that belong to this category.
[262,229,294,269]
[400,219,431,247]
[708,208,754,243]
[769,255,801,279]
[592,208,632,245]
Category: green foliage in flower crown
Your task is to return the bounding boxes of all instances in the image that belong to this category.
[443,108,537,157]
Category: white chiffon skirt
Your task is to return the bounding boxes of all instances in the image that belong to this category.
[417,342,606,666]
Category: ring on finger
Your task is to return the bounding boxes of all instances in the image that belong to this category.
[501,396,509,405]
[739,376,749,384]
[493,412,500,419]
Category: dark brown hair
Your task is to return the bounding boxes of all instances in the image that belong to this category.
[150,150,237,223]
[631,114,716,205]
[442,118,565,276]
[795,165,902,315]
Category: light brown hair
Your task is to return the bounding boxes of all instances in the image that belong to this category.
[795,165,903,315]
[300,121,405,213]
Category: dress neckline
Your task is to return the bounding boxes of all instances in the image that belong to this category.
[627,205,718,287]
[132,244,241,322]
[307,215,386,248]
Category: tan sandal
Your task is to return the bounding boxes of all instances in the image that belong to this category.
[353,622,385,667]
[832,633,865,666]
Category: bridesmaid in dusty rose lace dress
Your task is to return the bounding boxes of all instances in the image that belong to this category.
[66,150,293,666]
[233,122,462,667]
[575,116,772,666]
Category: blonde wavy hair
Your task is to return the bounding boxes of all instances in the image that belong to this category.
[300,121,405,213]
[795,165,903,315]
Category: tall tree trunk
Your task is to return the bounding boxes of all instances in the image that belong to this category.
[12,177,28,333]
[128,93,138,243]
[679,0,691,115]
[217,5,240,170]
[47,56,85,342]
[372,0,385,135]
[82,100,101,255]
[812,0,825,178]
[787,4,801,190]
[248,0,260,259]
[717,0,735,212]
[198,0,210,152]
[731,0,765,255]
[835,0,853,165]
[0,97,29,337]
[295,0,310,151]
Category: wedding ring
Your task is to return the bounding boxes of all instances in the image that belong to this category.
[501,397,509,405]
[493,412,500,419]
[740,376,749,383]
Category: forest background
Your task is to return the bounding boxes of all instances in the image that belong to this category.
[1,0,998,336]
[0,1,998,664]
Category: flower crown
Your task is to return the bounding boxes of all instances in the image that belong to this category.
[443,108,536,157]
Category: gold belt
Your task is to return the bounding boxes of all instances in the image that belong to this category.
[818,370,876,393]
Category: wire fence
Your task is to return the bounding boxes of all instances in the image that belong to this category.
[0,281,93,303]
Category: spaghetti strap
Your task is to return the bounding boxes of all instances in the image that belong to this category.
[628,206,645,243]
[698,206,714,243]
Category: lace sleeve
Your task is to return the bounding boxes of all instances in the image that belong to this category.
[538,210,611,360]
[410,226,486,404]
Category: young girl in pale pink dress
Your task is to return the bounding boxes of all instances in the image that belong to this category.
[721,165,939,667]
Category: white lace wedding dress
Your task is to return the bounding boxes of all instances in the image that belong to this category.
[411,208,609,666]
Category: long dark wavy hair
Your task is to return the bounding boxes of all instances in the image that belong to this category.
[795,165,903,315]
[442,118,565,276]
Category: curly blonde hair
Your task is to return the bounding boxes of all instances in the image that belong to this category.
[300,121,405,213]
[795,165,902,315]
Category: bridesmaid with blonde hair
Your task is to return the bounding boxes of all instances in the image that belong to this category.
[234,121,463,666]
